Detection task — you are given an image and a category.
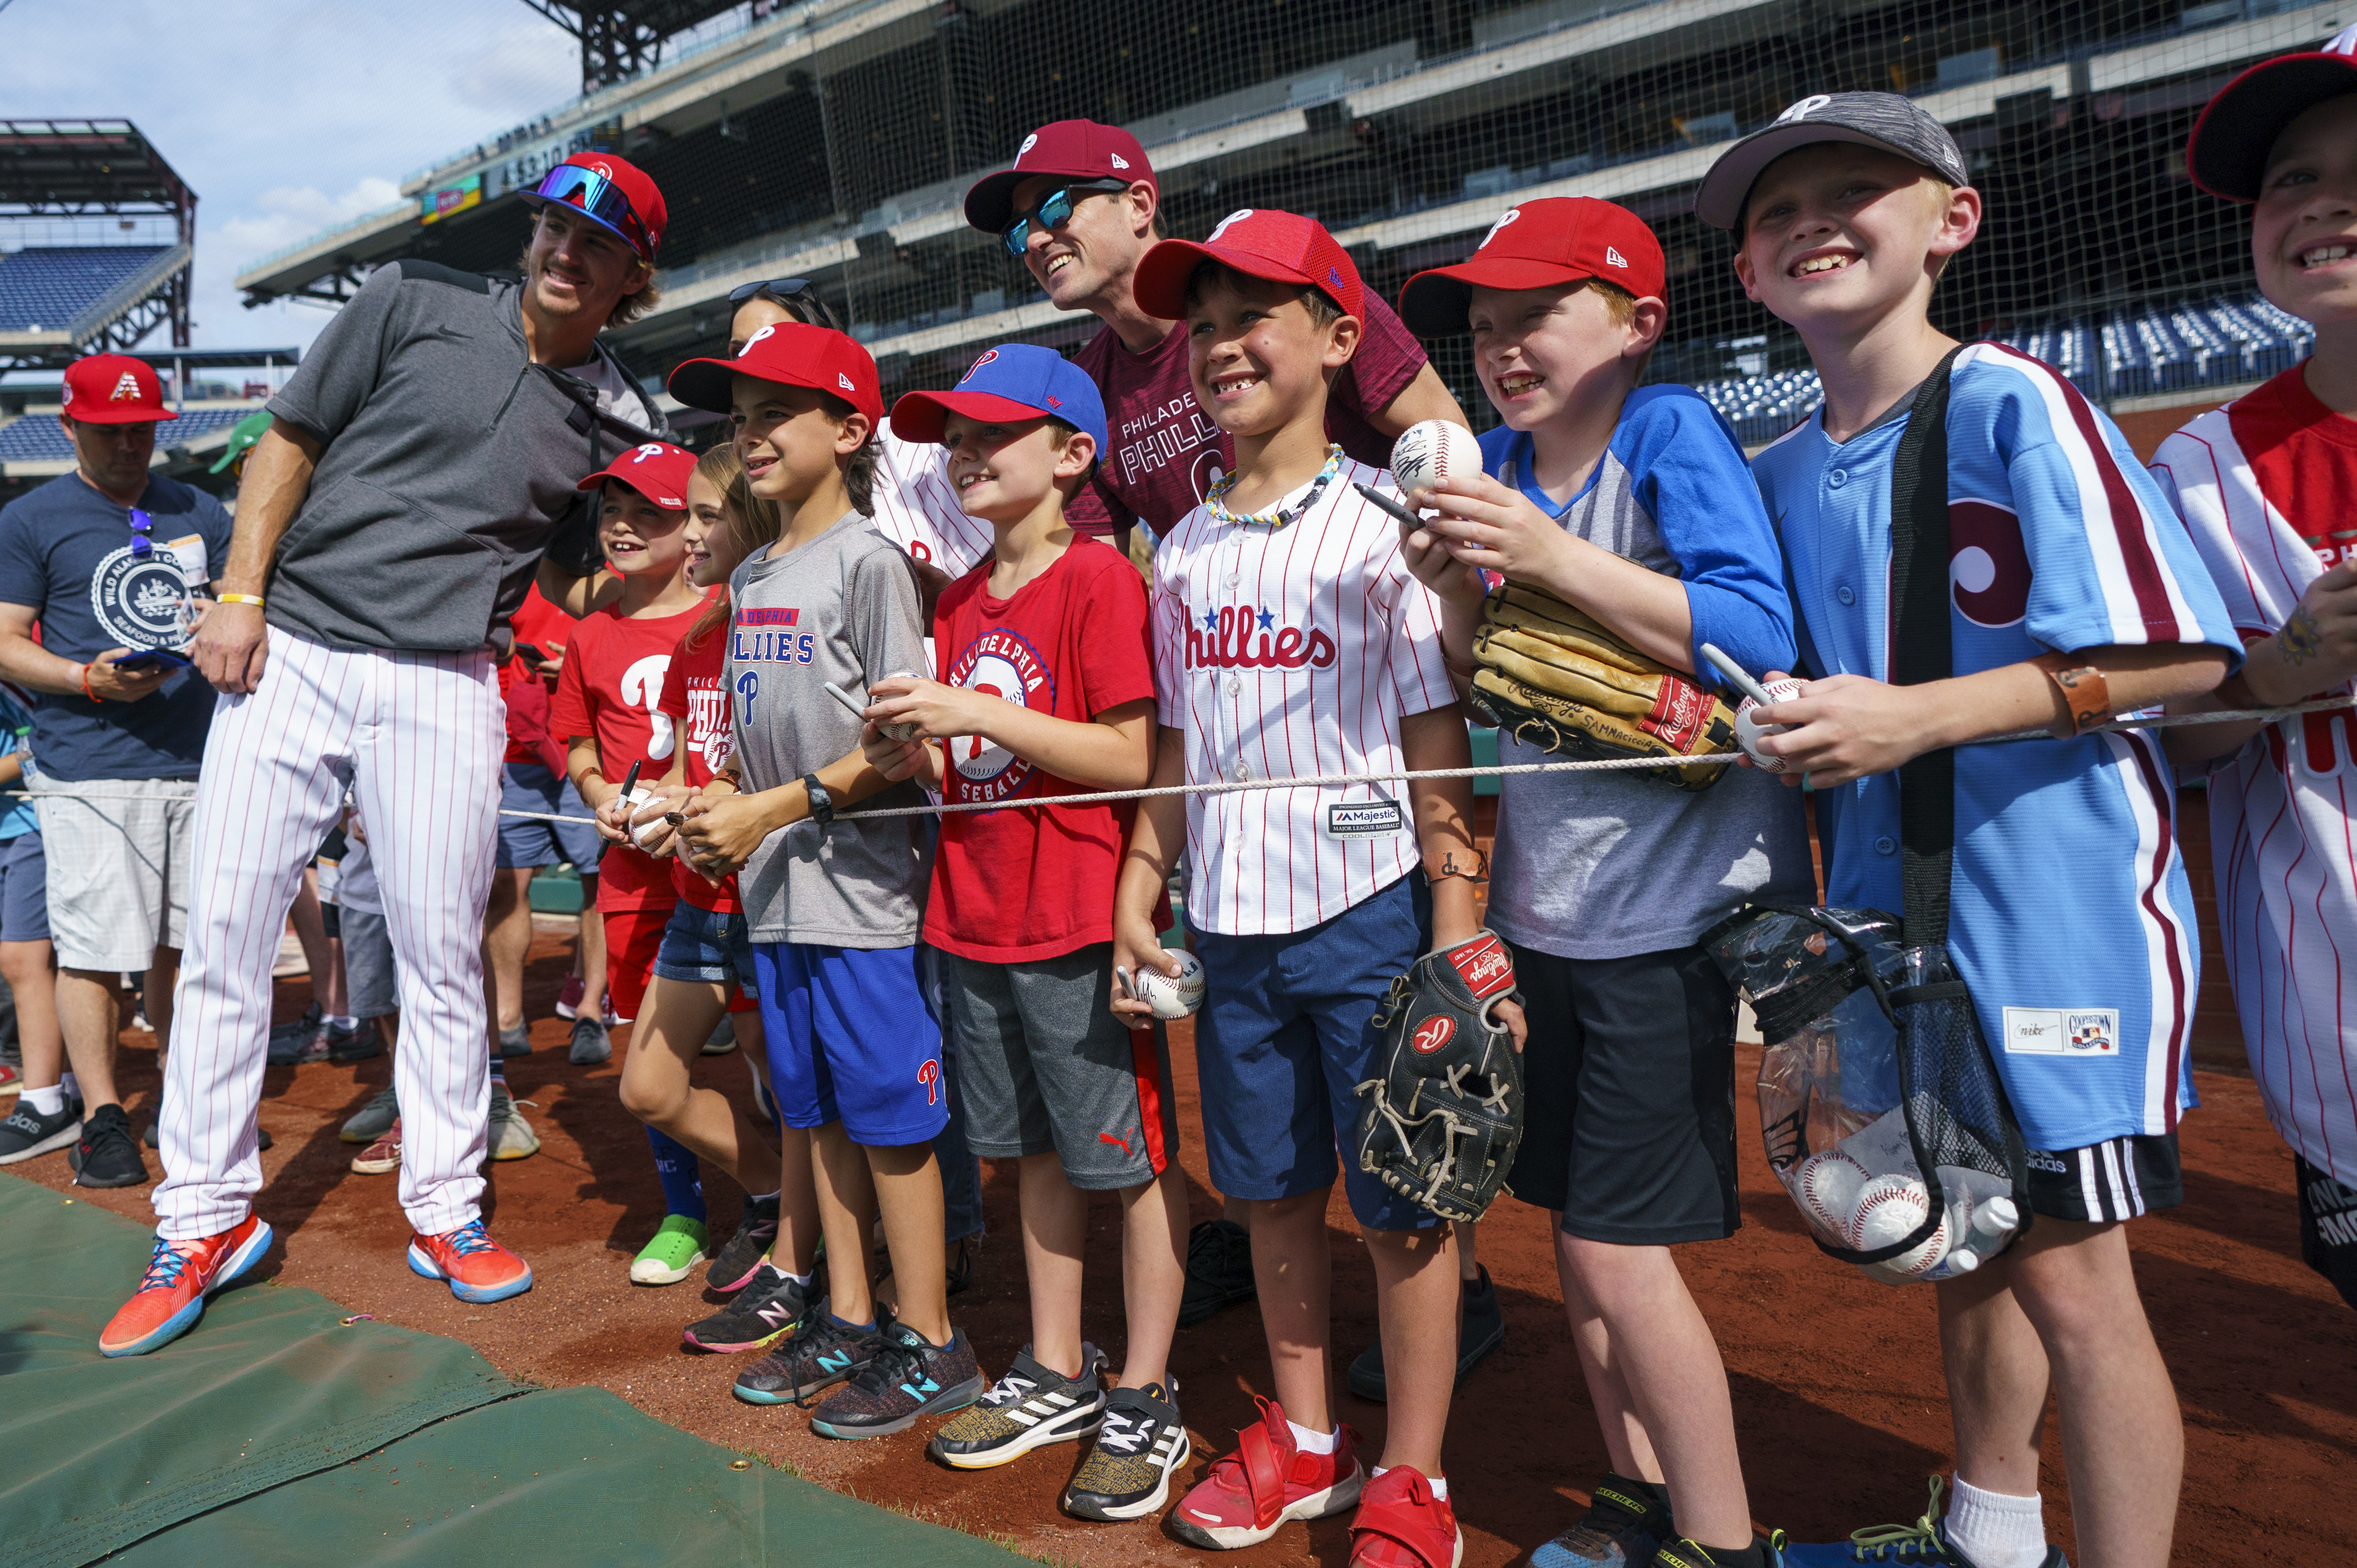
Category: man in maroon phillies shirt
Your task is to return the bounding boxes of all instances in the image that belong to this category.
[962,120,1470,544]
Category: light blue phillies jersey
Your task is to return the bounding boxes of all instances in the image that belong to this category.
[1750,343,2240,1150]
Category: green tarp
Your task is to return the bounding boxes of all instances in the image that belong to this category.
[0,1175,1028,1566]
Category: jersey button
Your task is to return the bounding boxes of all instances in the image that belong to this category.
[1233,760,1250,782]
[1874,835,1897,855]
[1227,674,1241,693]
[1828,468,1848,489]
[1836,584,1857,606]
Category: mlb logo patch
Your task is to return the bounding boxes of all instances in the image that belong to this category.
[2066,1011,2118,1054]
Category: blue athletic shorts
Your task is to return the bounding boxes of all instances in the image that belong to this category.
[0,830,48,944]
[1191,872,1437,1231]
[755,941,947,1147]
[496,762,602,871]
[656,900,758,996]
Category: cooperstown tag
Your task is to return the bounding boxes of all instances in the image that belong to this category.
[2001,1007,2119,1056]
[1325,796,1405,839]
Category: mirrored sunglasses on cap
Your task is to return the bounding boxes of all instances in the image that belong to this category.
[727,277,821,307]
[527,163,655,260]
[1002,179,1133,257]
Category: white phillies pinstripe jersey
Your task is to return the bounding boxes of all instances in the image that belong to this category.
[869,427,994,578]
[1150,455,1454,936]
[2150,368,2357,1187]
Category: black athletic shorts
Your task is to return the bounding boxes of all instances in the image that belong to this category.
[2021,1131,2182,1222]
[2296,1155,2357,1312]
[1502,939,1740,1245]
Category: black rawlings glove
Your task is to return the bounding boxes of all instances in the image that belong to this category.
[1353,931,1524,1222]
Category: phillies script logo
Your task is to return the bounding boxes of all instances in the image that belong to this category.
[1186,604,1336,672]
[1412,1016,1457,1055]
[917,1059,941,1106]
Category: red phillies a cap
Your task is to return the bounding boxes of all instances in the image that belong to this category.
[60,353,176,424]
[667,320,883,443]
[964,119,1156,233]
[1397,198,1666,335]
[2187,23,2357,201]
[1132,208,1365,322]
[576,440,698,509]
[522,152,668,262]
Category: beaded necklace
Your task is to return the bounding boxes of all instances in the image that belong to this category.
[1206,444,1344,530]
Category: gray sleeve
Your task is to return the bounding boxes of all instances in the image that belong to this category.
[264,264,408,443]
[844,544,927,694]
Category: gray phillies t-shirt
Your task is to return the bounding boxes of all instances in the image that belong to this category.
[726,512,932,948]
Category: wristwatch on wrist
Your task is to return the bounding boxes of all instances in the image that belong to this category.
[803,773,834,826]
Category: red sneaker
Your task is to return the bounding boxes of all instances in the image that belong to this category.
[1169,1397,1363,1550]
[98,1214,275,1358]
[406,1219,533,1303]
[1349,1466,1463,1567]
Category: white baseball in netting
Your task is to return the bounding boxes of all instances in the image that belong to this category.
[1849,1174,1950,1277]
[1794,1149,1870,1242]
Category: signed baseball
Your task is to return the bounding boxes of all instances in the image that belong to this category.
[877,670,920,743]
[1388,420,1482,508]
[1734,678,1806,773]
[1128,950,1206,1020]
[621,788,668,851]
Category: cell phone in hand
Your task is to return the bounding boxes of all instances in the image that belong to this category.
[114,648,193,673]
[512,642,547,669]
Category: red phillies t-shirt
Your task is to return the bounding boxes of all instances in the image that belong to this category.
[549,599,708,911]
[921,540,1155,961]
[1064,293,1428,539]
[657,612,742,913]
[502,584,574,768]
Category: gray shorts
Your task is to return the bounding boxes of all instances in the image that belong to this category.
[939,943,1178,1190]
[29,775,194,971]
[341,904,399,1020]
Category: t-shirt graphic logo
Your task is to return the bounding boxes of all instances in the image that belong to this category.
[1479,208,1520,250]
[1207,210,1254,243]
[944,627,1052,803]
[1605,246,1629,268]
[1188,448,1226,505]
[1776,94,1833,123]
[89,545,192,652]
[618,653,676,760]
[110,372,143,402]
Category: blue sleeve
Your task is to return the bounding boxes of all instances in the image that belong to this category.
[0,499,47,614]
[1622,389,1799,688]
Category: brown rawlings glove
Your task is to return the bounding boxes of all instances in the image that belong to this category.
[1469,583,1738,791]
[1353,931,1524,1223]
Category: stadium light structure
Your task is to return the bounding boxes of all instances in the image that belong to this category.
[0,119,195,371]
[515,1,747,95]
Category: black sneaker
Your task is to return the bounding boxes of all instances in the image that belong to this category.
[810,1320,985,1439]
[709,1192,782,1293]
[498,1024,533,1058]
[682,1264,810,1354]
[928,1343,1106,1469]
[270,1002,322,1045]
[1653,1537,1791,1568]
[733,1301,884,1406]
[325,1021,382,1062]
[1177,1218,1255,1328]
[568,1016,611,1066]
[1063,1379,1192,1521]
[1346,1262,1506,1402]
[0,1094,81,1164]
[1534,1472,1676,1568]
[68,1104,150,1188]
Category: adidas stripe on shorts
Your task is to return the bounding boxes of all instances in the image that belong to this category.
[2023,1131,2182,1222]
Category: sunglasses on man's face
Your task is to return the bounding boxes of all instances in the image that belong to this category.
[1002,180,1133,258]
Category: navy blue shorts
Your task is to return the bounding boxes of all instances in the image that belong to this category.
[655,900,758,996]
[755,941,947,1147]
[0,830,48,944]
[1191,873,1436,1231]
[496,762,602,870]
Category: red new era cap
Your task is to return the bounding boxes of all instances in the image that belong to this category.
[667,320,883,443]
[1397,198,1666,335]
[576,441,698,510]
[965,120,1155,233]
[60,353,176,424]
[2187,22,2357,201]
[522,152,668,262]
[1133,208,1365,322]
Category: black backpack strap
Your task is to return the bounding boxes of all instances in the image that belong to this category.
[1889,345,1968,948]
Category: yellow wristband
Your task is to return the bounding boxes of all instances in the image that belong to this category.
[218,593,265,608]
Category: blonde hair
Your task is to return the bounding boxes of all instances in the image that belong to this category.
[685,444,779,650]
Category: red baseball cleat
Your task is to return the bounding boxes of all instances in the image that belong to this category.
[98,1213,275,1358]
[407,1219,533,1303]
[1349,1465,1463,1567]
[1169,1396,1363,1550]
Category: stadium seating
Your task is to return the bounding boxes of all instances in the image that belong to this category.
[0,405,260,467]
[0,247,176,335]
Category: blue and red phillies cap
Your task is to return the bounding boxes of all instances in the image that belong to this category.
[2187,22,2357,201]
[1132,208,1365,322]
[1398,198,1666,335]
[521,152,668,263]
[667,320,883,443]
[576,440,698,510]
[963,119,1155,233]
[890,343,1110,455]
[60,353,176,424]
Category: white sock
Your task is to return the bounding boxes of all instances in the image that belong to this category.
[60,1072,79,1102]
[1946,1474,2046,1568]
[23,1084,64,1116]
[1287,1418,1337,1455]
[328,1014,358,1031]
[1370,1464,1448,1499]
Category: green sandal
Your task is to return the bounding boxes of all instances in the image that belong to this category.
[630,1214,711,1285]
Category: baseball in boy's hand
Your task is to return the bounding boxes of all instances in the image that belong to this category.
[1122,950,1206,1020]
[1389,421,1483,514]
[1735,678,1808,773]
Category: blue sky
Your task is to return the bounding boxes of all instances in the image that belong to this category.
[0,0,584,353]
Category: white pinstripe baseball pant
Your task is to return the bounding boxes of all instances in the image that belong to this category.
[153,630,503,1241]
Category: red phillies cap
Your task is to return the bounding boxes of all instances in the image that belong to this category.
[522,152,668,262]
[1132,208,1365,322]
[1397,199,1666,336]
[667,320,883,443]
[964,119,1156,233]
[2187,23,2357,201]
[60,353,176,424]
[575,441,698,509]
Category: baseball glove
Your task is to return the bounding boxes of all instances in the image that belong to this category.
[1468,583,1739,791]
[1353,931,1524,1223]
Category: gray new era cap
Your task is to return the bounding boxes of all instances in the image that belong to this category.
[1694,92,1970,230]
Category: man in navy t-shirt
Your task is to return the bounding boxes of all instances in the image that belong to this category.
[0,354,229,1189]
